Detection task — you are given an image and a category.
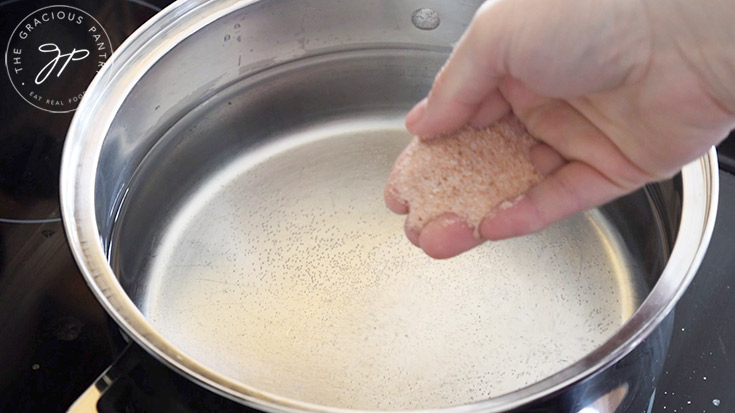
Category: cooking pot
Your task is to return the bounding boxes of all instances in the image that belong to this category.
[61,0,719,411]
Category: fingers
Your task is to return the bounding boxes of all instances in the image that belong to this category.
[530,143,566,175]
[500,79,656,187]
[393,157,629,255]
[469,90,512,129]
[386,180,483,257]
[404,222,421,247]
[406,10,508,137]
[395,160,629,256]
[384,182,408,214]
[396,68,658,254]
[387,181,482,257]
[479,161,634,240]
[473,97,649,241]
[418,214,483,259]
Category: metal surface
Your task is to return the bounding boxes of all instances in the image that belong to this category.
[116,116,643,409]
[59,0,719,411]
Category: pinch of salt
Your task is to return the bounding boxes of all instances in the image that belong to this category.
[387,115,545,237]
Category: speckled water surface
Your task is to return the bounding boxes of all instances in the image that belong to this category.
[140,119,641,410]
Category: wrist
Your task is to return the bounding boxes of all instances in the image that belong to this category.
[648,0,735,114]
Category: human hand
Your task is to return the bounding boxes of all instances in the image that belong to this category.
[385,0,735,258]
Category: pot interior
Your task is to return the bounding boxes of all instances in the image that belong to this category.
[104,47,679,409]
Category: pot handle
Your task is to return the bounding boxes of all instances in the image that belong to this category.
[66,342,254,412]
[66,342,140,412]
[67,381,104,412]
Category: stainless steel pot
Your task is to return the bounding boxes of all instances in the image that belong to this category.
[61,0,719,411]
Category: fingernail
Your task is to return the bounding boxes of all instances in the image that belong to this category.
[405,98,428,133]
[404,223,421,247]
[419,214,483,259]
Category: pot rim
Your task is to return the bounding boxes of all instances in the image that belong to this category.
[60,0,720,411]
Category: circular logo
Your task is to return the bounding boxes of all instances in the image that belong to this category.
[4,5,113,113]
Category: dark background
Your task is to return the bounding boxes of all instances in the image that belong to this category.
[1,1,734,411]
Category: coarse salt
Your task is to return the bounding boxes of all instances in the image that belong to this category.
[387,114,544,236]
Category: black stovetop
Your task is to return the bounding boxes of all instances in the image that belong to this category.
[0,1,169,411]
[1,1,734,412]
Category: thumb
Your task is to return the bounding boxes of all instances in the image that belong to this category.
[406,4,509,137]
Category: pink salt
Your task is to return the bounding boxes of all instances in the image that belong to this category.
[388,115,545,236]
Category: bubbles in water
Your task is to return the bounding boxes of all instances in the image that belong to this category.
[411,8,440,30]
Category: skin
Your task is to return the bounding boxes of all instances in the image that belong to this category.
[385,0,735,259]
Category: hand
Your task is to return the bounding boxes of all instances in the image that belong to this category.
[385,0,735,258]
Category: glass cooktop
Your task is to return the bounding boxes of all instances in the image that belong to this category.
[1,1,734,411]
